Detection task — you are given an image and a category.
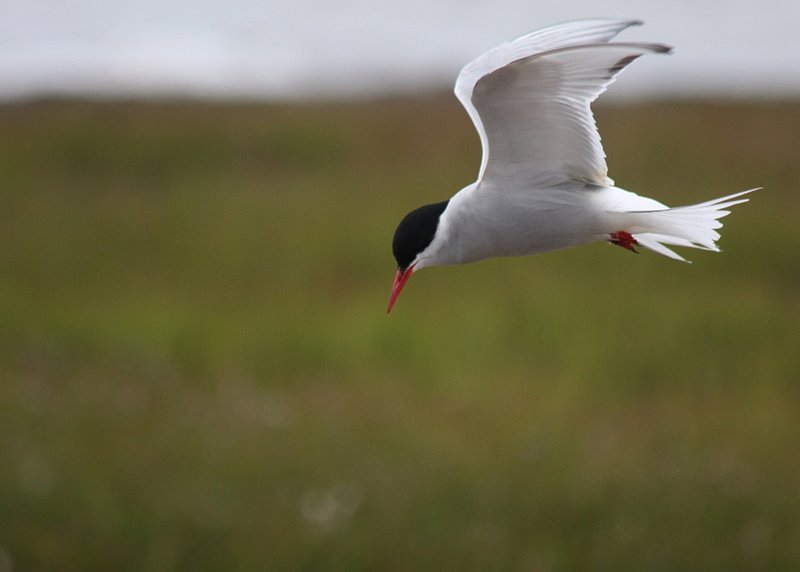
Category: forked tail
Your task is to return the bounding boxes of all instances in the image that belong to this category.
[623,188,760,262]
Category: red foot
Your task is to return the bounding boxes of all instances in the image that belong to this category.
[609,231,639,253]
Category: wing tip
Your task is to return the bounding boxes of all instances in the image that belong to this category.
[620,42,674,55]
[574,17,644,28]
[603,43,672,77]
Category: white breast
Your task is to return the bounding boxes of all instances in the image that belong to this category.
[418,181,613,268]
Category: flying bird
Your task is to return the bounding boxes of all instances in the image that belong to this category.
[388,18,758,313]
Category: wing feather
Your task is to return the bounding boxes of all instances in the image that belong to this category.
[473,42,670,187]
[453,19,671,187]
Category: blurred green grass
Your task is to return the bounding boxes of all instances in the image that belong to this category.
[0,98,798,571]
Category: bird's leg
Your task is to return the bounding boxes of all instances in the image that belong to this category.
[609,230,639,253]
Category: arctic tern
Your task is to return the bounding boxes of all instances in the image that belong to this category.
[388,18,757,313]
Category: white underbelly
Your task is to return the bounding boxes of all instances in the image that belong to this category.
[441,184,609,264]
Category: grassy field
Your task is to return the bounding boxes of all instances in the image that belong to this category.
[0,97,798,571]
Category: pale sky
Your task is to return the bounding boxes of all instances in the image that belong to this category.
[2,0,800,100]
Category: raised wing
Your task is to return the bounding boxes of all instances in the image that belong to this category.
[454,19,670,186]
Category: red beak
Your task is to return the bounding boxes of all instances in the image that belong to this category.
[387,266,415,314]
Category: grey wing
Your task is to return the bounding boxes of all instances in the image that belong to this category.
[453,19,670,188]
[472,42,670,188]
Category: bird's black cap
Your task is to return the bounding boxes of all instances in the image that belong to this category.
[392,200,449,270]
